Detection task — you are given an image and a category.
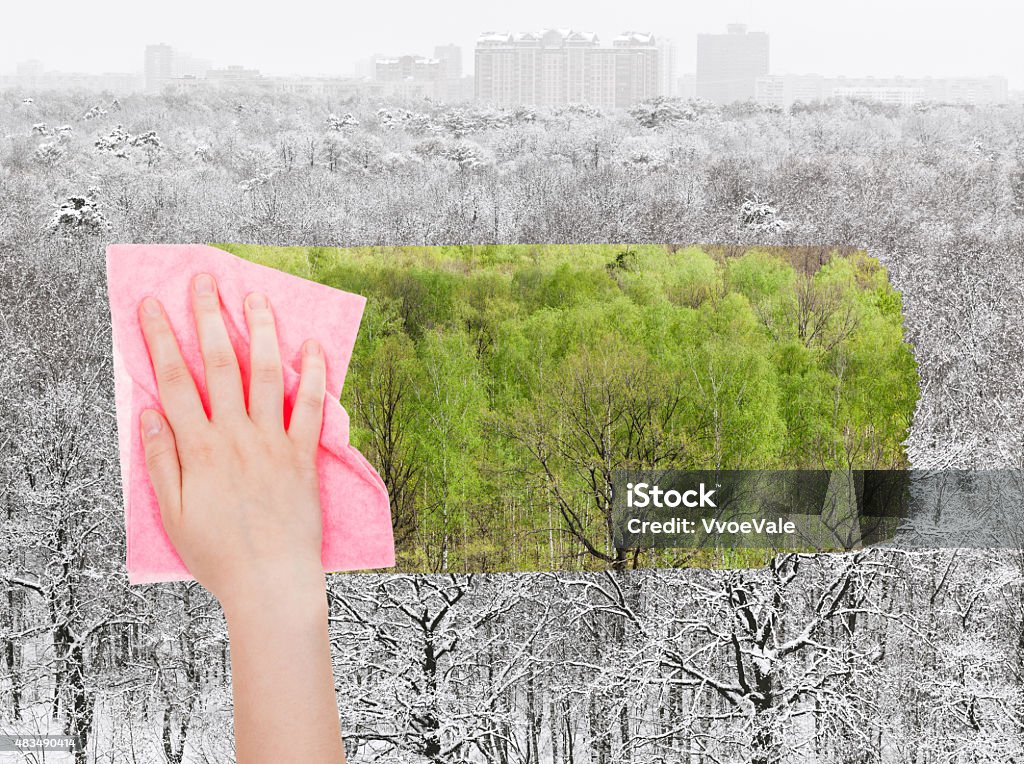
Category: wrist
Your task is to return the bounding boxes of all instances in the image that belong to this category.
[219,559,328,626]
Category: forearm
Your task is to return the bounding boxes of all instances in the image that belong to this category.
[139,281,344,762]
[224,569,345,764]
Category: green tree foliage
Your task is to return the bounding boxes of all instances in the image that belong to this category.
[218,243,919,573]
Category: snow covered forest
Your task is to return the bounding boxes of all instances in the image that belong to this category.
[2,88,1024,762]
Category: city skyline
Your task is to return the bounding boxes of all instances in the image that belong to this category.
[1,1,1022,88]
[4,31,1015,110]
[5,34,1014,109]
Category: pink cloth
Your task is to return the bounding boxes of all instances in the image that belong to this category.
[107,244,395,584]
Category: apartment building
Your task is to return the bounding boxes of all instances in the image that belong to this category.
[475,28,660,108]
[696,24,769,104]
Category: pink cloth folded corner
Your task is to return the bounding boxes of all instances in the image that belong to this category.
[106,243,395,584]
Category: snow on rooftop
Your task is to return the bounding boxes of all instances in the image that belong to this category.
[614,31,656,44]
[478,29,651,47]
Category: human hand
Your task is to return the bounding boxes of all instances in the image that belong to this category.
[136,273,345,762]
[137,273,328,612]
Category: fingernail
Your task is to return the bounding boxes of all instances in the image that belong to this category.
[141,297,161,316]
[303,339,322,356]
[194,273,215,294]
[141,410,163,437]
[246,292,268,310]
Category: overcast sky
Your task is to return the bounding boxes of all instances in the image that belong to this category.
[2,0,1021,86]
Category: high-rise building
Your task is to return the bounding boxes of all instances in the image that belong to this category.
[434,45,463,81]
[375,55,443,82]
[613,32,660,106]
[475,28,659,108]
[374,55,444,100]
[144,44,210,93]
[354,54,382,79]
[144,44,174,93]
[656,38,677,97]
[433,45,472,102]
[172,52,211,80]
[678,73,697,100]
[696,23,769,104]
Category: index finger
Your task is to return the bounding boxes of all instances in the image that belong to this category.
[139,296,208,431]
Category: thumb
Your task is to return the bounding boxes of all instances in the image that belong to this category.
[140,408,183,528]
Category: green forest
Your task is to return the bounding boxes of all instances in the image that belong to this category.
[216,243,919,573]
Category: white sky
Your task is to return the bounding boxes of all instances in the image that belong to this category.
[2,0,1022,86]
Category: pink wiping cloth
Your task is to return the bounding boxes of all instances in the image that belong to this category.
[107,244,395,584]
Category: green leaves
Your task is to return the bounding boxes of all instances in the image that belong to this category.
[225,243,919,570]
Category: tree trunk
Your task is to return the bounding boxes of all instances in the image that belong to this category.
[3,632,21,721]
[549,700,560,764]
[526,670,540,763]
[618,702,632,764]
[66,642,94,764]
